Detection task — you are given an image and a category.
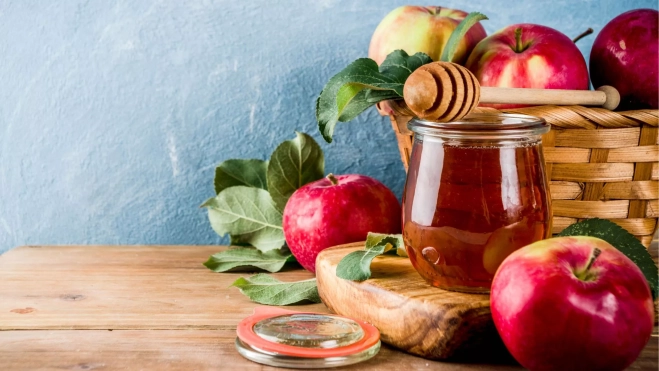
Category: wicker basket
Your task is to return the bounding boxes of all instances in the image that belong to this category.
[387,105,659,248]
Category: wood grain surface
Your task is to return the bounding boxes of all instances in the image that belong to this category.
[316,243,502,360]
[0,244,656,370]
[0,245,325,330]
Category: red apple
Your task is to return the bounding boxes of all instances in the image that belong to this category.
[283,174,401,272]
[491,236,654,371]
[465,24,589,109]
[368,6,486,65]
[590,9,658,109]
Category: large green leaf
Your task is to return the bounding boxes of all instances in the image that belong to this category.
[267,132,324,211]
[559,218,658,298]
[316,59,396,143]
[201,186,284,252]
[336,233,406,281]
[231,274,320,305]
[316,51,432,143]
[214,159,268,194]
[203,247,295,273]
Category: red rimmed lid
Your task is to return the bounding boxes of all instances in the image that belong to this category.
[236,307,380,358]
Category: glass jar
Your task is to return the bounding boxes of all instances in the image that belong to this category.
[402,113,552,293]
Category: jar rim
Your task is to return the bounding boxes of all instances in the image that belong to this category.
[408,113,550,138]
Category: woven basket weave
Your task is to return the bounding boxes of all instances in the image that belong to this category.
[387,105,659,248]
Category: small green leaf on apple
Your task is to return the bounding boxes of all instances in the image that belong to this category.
[202,186,285,252]
[336,233,406,281]
[204,247,296,273]
[231,274,321,305]
[214,159,269,194]
[559,218,658,298]
[267,132,325,211]
[439,12,488,62]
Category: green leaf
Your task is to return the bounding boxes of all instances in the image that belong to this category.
[204,247,295,273]
[379,50,434,89]
[316,59,397,143]
[336,233,405,281]
[316,51,432,142]
[214,159,268,194]
[559,218,658,298]
[336,86,373,122]
[201,186,285,252]
[231,274,320,305]
[267,132,325,211]
[440,12,488,62]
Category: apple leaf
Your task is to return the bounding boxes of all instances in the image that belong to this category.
[363,51,434,104]
[231,274,320,305]
[267,132,325,211]
[316,51,432,143]
[440,12,488,62]
[201,186,285,252]
[379,49,434,89]
[214,159,268,194]
[336,233,406,281]
[559,218,658,299]
[204,247,296,273]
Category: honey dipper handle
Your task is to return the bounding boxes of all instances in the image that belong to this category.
[479,85,620,110]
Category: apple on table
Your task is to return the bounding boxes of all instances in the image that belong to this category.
[283,174,401,273]
[491,236,654,371]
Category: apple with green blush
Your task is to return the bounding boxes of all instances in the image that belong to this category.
[465,24,589,109]
[368,6,486,65]
[491,236,654,371]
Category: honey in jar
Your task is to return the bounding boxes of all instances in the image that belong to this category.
[402,114,552,293]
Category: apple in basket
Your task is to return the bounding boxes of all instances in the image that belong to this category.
[465,24,589,109]
[590,9,658,109]
[283,174,401,273]
[368,6,486,65]
[491,236,654,371]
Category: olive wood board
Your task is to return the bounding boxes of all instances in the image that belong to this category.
[316,242,508,361]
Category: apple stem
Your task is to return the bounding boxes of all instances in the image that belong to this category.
[514,28,523,53]
[584,247,602,272]
[572,28,594,43]
[426,6,441,15]
[575,247,602,281]
[326,173,339,186]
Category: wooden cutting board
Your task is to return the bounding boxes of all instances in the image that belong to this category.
[316,242,510,361]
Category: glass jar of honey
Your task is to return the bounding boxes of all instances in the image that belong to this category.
[402,113,552,293]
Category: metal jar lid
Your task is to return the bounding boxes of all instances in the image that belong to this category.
[235,307,381,368]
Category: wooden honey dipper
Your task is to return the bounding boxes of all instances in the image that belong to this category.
[403,61,620,121]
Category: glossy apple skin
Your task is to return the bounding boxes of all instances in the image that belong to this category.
[465,24,589,109]
[283,175,401,272]
[590,9,658,109]
[368,6,486,65]
[491,236,654,371]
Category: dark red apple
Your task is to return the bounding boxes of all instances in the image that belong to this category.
[590,9,658,109]
[491,236,654,371]
[465,24,589,109]
[283,174,401,272]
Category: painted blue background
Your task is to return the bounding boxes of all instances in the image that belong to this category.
[1,0,656,253]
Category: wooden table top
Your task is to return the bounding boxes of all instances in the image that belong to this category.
[0,245,656,370]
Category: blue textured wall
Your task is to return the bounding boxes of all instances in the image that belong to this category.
[1,0,656,253]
